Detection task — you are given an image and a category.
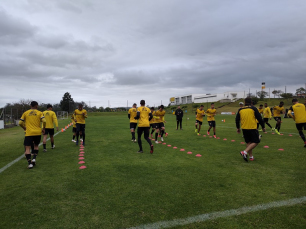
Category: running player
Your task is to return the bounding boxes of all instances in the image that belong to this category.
[149,107,156,138]
[272,101,284,135]
[288,99,306,147]
[257,104,264,130]
[74,104,88,146]
[128,103,137,143]
[154,105,166,143]
[206,103,217,138]
[71,113,77,142]
[236,98,265,162]
[263,103,273,130]
[19,101,46,169]
[134,100,154,154]
[195,105,205,135]
[42,104,59,151]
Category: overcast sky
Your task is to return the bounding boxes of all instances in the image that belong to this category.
[1,0,306,108]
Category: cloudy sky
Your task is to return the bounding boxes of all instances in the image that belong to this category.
[1,0,306,108]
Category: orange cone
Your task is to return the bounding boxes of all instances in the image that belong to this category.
[61,128,64,132]
[224,119,225,122]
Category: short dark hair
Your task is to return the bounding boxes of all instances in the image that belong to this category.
[140,100,145,105]
[160,105,164,109]
[78,104,83,107]
[292,98,298,103]
[245,97,252,105]
[47,104,52,109]
[30,101,38,107]
[280,101,284,104]
[200,105,204,107]
[133,103,137,106]
[259,104,263,107]
[211,103,214,105]
[150,107,154,110]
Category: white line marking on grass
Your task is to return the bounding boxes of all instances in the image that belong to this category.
[128,196,306,229]
[0,131,62,174]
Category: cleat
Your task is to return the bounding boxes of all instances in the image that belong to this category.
[150,145,154,154]
[76,141,78,146]
[52,145,55,149]
[31,159,36,166]
[165,132,168,137]
[155,141,159,144]
[43,149,47,152]
[133,139,137,143]
[275,129,280,135]
[207,131,210,135]
[240,151,248,162]
[272,128,275,131]
[72,139,76,142]
[197,133,200,136]
[28,164,34,169]
[137,150,143,153]
[213,135,217,139]
[80,138,83,142]
[249,157,254,161]
[195,129,197,133]
[161,137,164,142]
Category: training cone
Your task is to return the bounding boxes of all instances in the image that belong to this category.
[61,128,64,132]
[224,119,225,122]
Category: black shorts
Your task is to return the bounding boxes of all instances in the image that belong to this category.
[24,135,41,146]
[196,120,203,125]
[242,129,260,144]
[264,118,269,122]
[130,123,137,130]
[72,127,77,133]
[137,127,150,138]
[44,128,54,136]
[296,123,306,131]
[208,121,216,127]
[150,123,156,129]
[76,123,85,132]
[274,117,281,122]
[155,122,165,129]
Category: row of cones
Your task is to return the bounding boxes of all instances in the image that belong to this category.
[61,122,74,132]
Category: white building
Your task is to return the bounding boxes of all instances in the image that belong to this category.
[170,91,246,105]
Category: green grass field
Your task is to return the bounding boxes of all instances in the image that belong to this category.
[0,111,305,228]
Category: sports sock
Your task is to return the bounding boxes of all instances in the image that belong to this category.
[299,131,306,142]
[155,133,158,141]
[244,150,248,155]
[51,142,54,147]
[161,130,164,137]
[73,135,75,140]
[151,129,155,134]
[43,144,46,149]
[214,132,216,135]
[266,122,272,129]
[82,133,85,143]
[249,156,254,159]
[32,150,38,159]
[132,132,135,140]
[26,154,31,164]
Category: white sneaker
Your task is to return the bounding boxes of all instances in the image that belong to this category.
[161,137,164,142]
[72,139,76,142]
[155,141,159,144]
[28,164,33,169]
[43,149,47,152]
[52,145,55,149]
[80,139,83,142]
[133,139,137,143]
[31,159,36,166]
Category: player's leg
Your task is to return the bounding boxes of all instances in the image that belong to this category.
[50,128,55,149]
[207,122,212,135]
[75,124,80,145]
[155,124,159,143]
[213,122,216,137]
[150,124,155,138]
[130,123,135,141]
[42,129,48,151]
[24,137,33,168]
[72,127,76,142]
[31,135,41,166]
[195,121,198,132]
[81,124,86,145]
[197,122,202,135]
[160,126,165,141]
[137,127,143,152]
[264,118,273,129]
[296,123,306,146]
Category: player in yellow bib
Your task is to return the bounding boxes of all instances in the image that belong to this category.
[74,104,88,146]
[19,101,46,169]
[206,103,217,138]
[150,107,156,138]
[154,105,166,143]
[257,104,264,130]
[134,100,154,154]
[263,103,273,130]
[195,105,205,135]
[272,101,285,135]
[42,104,59,151]
[71,113,77,142]
[288,99,306,147]
[128,103,137,142]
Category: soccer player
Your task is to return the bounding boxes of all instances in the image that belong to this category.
[206,103,217,138]
[239,102,244,108]
[272,101,285,135]
[195,105,205,135]
[149,107,156,138]
[71,113,77,142]
[263,103,273,130]
[257,104,264,130]
[19,101,46,169]
[42,104,59,151]
[74,104,88,146]
[288,99,306,147]
[154,105,166,143]
[128,103,137,142]
[175,105,184,130]
[134,100,154,154]
[236,98,265,162]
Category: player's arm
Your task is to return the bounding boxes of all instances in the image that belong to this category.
[19,114,26,131]
[253,107,265,131]
[235,109,241,132]
[53,113,59,131]
[41,114,46,134]
[135,111,140,120]
[149,112,153,121]
[128,113,130,119]
[83,110,88,118]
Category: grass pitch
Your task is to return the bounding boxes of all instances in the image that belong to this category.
[0,112,305,228]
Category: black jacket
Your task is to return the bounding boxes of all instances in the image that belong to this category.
[175,108,184,119]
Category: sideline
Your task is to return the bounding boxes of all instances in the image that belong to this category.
[128,196,306,229]
[0,131,62,174]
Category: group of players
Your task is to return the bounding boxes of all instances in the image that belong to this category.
[19,102,87,169]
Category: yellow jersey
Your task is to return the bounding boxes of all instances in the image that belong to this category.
[137,106,151,127]
[150,111,156,124]
[42,110,58,129]
[258,108,264,115]
[273,106,284,117]
[19,109,46,136]
[196,109,205,122]
[128,108,137,123]
[74,109,87,124]
[236,106,264,129]
[263,107,272,118]
[288,103,306,124]
[71,114,76,128]
[206,108,216,121]
[155,110,165,123]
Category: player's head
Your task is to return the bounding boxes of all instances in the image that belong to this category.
[177,105,180,109]
[159,105,164,110]
[140,100,145,106]
[47,104,53,110]
[200,105,204,110]
[279,101,284,107]
[264,103,268,107]
[150,107,154,111]
[133,103,137,108]
[292,98,298,104]
[245,98,252,106]
[78,104,83,110]
[211,103,214,108]
[30,101,38,109]
[259,104,263,108]
[239,102,244,107]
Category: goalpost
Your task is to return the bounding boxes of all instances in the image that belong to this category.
[57,111,69,120]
